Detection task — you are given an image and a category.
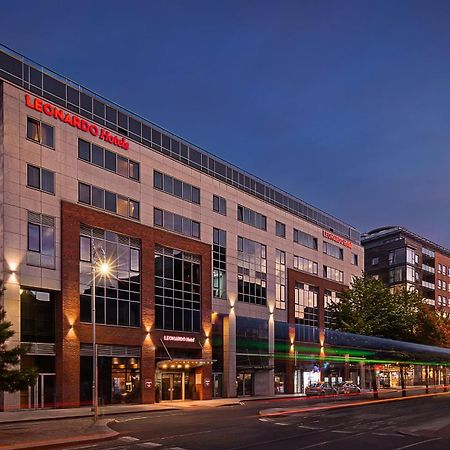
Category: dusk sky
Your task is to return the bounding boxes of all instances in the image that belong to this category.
[2,0,450,245]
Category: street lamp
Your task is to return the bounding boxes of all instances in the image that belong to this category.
[92,247,111,423]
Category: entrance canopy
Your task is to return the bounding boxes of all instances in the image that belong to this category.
[157,358,213,370]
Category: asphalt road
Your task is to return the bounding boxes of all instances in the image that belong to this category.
[62,395,450,450]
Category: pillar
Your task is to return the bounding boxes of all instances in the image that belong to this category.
[223,313,236,397]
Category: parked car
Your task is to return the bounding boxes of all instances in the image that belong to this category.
[305,382,338,396]
[337,382,361,394]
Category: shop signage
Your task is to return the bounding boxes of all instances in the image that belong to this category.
[163,335,195,343]
[144,379,152,389]
[322,230,352,249]
[25,94,129,150]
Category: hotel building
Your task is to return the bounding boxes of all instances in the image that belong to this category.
[0,44,363,410]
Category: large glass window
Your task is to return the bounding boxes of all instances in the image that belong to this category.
[293,255,318,275]
[324,289,339,328]
[293,229,317,250]
[275,249,286,310]
[154,170,200,204]
[389,247,406,265]
[323,265,344,283]
[27,117,54,148]
[79,226,141,327]
[78,182,139,220]
[323,242,343,260]
[78,139,140,181]
[153,208,200,239]
[213,195,227,215]
[237,205,266,231]
[27,164,55,194]
[213,228,226,299]
[155,245,201,332]
[20,289,55,343]
[275,221,286,238]
[294,283,318,326]
[27,211,55,269]
[237,236,267,305]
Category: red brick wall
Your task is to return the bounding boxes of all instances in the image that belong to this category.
[57,201,212,407]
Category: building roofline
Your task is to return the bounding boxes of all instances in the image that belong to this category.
[0,43,361,242]
[362,225,450,257]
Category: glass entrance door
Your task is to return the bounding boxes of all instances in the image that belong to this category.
[161,373,185,400]
[237,373,253,396]
[28,373,56,408]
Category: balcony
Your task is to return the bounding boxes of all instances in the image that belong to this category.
[422,280,435,290]
[422,264,435,274]
[422,247,435,258]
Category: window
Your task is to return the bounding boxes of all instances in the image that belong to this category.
[294,283,318,326]
[153,170,200,204]
[293,255,318,275]
[323,265,344,283]
[155,245,201,332]
[389,248,405,265]
[389,267,403,284]
[443,265,447,275]
[27,117,54,148]
[323,242,343,260]
[26,164,55,194]
[352,253,358,266]
[78,182,139,220]
[275,221,286,238]
[79,226,141,327]
[406,266,417,283]
[153,208,200,239]
[78,139,140,181]
[293,229,317,250]
[237,236,267,305]
[27,211,55,269]
[443,281,447,291]
[371,257,379,266]
[213,195,227,215]
[213,228,226,299]
[438,264,442,274]
[438,279,442,289]
[406,248,416,265]
[324,289,339,328]
[275,249,286,310]
[237,205,267,230]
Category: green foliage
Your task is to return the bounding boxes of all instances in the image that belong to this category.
[0,306,37,393]
[330,274,449,347]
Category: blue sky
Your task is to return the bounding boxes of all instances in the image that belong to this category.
[2,0,450,245]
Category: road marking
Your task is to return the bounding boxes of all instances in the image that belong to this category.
[160,430,212,440]
[393,438,441,449]
[114,416,149,422]
[331,430,353,434]
[259,418,270,422]
[372,432,404,437]
[138,444,163,448]
[275,422,290,426]
[169,448,188,450]
[119,436,140,442]
[297,431,367,449]
[298,425,323,430]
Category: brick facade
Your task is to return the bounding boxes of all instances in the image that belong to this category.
[57,201,212,406]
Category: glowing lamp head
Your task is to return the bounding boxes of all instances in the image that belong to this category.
[99,262,111,275]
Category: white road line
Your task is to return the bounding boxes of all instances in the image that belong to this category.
[119,436,140,442]
[331,430,353,434]
[113,416,149,422]
[259,418,270,422]
[275,422,290,426]
[160,430,212,440]
[169,447,188,450]
[297,425,323,430]
[393,438,441,449]
[138,444,163,448]
[372,432,404,437]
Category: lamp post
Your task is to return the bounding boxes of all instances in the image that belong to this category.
[91,248,110,423]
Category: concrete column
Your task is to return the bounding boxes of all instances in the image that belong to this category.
[359,362,366,389]
[254,371,273,396]
[223,313,236,397]
[267,314,275,396]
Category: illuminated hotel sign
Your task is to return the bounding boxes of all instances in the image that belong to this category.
[163,335,196,343]
[25,94,129,150]
[323,230,352,249]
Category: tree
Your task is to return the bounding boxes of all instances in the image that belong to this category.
[330,274,450,347]
[330,274,423,342]
[0,306,37,393]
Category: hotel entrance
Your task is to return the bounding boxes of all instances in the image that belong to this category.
[161,372,187,401]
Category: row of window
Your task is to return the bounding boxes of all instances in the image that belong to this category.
[437,263,450,277]
[154,208,200,239]
[78,182,140,219]
[154,170,200,204]
[78,139,140,181]
[437,295,448,307]
[437,279,450,292]
[237,205,267,231]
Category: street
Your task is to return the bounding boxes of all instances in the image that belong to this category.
[51,394,450,450]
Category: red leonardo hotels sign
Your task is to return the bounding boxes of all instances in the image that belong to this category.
[25,94,129,150]
[323,230,352,249]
